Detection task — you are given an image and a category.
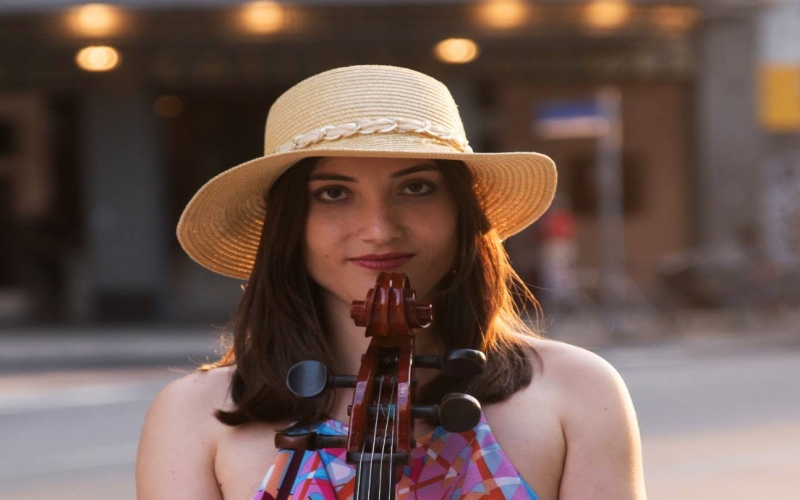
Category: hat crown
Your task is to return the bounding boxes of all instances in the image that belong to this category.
[263,65,468,154]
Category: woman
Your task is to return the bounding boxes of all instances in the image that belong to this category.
[137,65,646,500]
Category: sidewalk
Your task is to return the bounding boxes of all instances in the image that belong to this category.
[1,308,798,372]
[0,324,226,373]
[544,306,800,347]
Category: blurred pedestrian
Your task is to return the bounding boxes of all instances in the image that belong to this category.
[538,194,579,312]
[137,65,645,500]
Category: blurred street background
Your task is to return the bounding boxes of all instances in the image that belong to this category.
[0,0,799,498]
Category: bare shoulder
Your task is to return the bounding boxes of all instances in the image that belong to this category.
[518,336,647,499]
[524,336,628,398]
[145,365,234,434]
[136,365,235,500]
[519,336,635,431]
[158,365,233,408]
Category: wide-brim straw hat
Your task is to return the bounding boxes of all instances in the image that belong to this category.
[178,65,557,280]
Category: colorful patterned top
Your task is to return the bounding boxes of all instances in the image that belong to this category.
[252,414,538,500]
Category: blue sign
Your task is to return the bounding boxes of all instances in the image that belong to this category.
[533,99,607,139]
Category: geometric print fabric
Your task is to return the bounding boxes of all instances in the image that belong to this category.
[252,414,538,500]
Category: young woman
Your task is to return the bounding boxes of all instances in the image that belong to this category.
[137,65,646,500]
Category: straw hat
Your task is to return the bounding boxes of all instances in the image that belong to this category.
[178,65,557,280]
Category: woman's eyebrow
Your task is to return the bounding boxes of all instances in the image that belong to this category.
[390,164,438,178]
[308,173,357,182]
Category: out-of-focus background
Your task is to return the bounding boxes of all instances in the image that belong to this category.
[0,0,799,498]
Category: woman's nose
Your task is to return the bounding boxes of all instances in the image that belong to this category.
[356,197,403,244]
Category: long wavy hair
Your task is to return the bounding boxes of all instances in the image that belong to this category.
[206,157,541,426]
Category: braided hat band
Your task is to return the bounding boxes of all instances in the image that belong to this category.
[274,117,472,154]
[177,65,557,280]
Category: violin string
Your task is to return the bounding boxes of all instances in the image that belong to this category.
[356,373,379,500]
[378,375,397,500]
[355,437,366,500]
[355,378,376,500]
[367,374,385,499]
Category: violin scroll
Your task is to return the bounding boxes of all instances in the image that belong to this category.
[350,274,433,335]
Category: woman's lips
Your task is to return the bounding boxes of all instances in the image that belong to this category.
[351,253,414,270]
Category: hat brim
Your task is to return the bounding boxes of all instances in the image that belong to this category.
[177,147,557,280]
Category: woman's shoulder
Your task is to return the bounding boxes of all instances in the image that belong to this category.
[515,335,634,417]
[152,365,234,416]
[521,335,623,382]
[140,365,235,450]
[137,365,236,499]
[500,335,645,498]
[481,335,639,499]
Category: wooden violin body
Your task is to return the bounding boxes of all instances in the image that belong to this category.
[277,272,485,500]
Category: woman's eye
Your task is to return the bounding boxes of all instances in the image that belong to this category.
[315,187,349,202]
[403,182,434,195]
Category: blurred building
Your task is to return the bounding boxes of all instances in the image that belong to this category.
[0,0,787,325]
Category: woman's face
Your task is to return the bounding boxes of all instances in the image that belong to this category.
[304,156,458,309]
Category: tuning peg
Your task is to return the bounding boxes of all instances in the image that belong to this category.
[411,393,482,433]
[443,349,486,377]
[286,360,328,398]
[286,360,356,399]
[413,349,486,377]
[275,431,347,451]
[439,393,482,433]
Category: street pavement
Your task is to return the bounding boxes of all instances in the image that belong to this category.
[0,324,226,373]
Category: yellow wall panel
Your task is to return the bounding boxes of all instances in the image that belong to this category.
[759,65,800,132]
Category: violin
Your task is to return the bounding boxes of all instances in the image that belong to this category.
[275,272,486,500]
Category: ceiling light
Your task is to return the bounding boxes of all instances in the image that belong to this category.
[67,4,124,37]
[434,38,480,64]
[75,45,121,72]
[584,0,631,30]
[477,0,530,30]
[240,1,285,35]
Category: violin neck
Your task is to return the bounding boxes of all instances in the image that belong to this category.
[353,456,404,500]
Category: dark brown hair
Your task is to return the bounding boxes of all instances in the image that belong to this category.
[208,157,540,426]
